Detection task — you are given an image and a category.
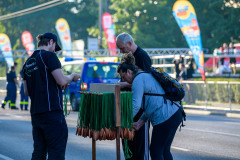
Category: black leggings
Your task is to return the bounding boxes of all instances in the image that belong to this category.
[150,109,182,160]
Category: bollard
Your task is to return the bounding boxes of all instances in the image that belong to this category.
[228,82,232,111]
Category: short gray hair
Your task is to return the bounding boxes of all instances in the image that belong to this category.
[116,33,134,44]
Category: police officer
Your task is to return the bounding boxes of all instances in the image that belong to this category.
[22,32,80,160]
[1,65,19,110]
[19,70,29,111]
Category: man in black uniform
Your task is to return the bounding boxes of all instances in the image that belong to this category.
[1,65,19,110]
[19,70,29,111]
[22,32,80,160]
[116,32,151,160]
[116,33,151,71]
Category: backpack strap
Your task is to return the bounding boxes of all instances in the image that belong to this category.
[135,71,148,77]
[143,93,186,131]
[142,93,167,122]
[172,102,186,121]
[172,101,186,130]
[144,93,167,104]
[135,71,186,129]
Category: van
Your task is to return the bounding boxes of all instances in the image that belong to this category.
[62,60,120,111]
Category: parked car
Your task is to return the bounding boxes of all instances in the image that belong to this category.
[62,59,120,111]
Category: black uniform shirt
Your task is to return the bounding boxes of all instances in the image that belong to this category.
[7,71,16,83]
[22,50,63,115]
[131,47,151,121]
[133,46,151,71]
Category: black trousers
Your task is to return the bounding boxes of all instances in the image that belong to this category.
[2,83,17,108]
[31,111,68,160]
[122,123,146,160]
[150,109,182,160]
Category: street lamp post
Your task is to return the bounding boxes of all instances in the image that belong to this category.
[99,0,102,49]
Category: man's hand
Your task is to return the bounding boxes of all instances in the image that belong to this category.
[61,84,69,90]
[72,73,81,81]
[52,69,80,88]
[133,119,145,131]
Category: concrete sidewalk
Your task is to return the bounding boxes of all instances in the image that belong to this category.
[184,105,240,118]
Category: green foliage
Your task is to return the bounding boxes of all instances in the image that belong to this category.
[231,84,240,104]
[0,0,240,53]
[216,83,229,102]
[12,39,20,50]
[87,27,108,49]
[0,0,99,50]
[110,0,187,48]
[184,82,240,104]
[191,0,240,52]
[206,83,218,101]
[110,0,240,51]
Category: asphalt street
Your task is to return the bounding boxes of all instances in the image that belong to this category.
[0,108,240,160]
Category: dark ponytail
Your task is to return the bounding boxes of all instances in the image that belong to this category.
[36,34,50,47]
[117,53,139,76]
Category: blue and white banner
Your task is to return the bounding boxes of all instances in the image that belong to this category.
[0,33,14,68]
[55,18,72,56]
[173,0,205,81]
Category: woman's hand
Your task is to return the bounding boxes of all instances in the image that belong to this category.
[117,81,132,89]
[133,119,145,131]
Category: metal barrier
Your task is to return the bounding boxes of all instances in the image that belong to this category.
[1,79,239,112]
[0,48,192,77]
[182,81,240,111]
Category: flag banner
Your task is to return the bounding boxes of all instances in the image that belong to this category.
[21,31,35,56]
[102,12,117,56]
[0,33,14,68]
[173,0,205,81]
[55,18,72,56]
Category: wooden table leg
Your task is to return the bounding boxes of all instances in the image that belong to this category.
[92,139,96,160]
[116,127,121,160]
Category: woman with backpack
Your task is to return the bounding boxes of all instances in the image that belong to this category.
[117,53,183,160]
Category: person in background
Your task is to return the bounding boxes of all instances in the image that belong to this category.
[14,62,18,71]
[220,43,229,66]
[178,64,186,83]
[172,55,183,80]
[186,58,195,80]
[19,70,29,111]
[1,65,19,110]
[22,32,80,160]
[116,33,151,160]
[229,43,236,74]
[117,53,183,160]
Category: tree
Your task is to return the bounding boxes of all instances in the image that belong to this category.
[110,0,189,48]
[0,0,99,50]
[192,0,240,52]
[0,0,239,54]
[109,0,240,53]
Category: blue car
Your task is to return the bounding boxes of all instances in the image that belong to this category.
[62,60,120,111]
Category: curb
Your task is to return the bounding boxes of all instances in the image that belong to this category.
[184,108,240,118]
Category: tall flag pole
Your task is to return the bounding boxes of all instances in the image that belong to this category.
[21,31,35,56]
[173,0,206,81]
[55,18,72,57]
[102,12,117,56]
[0,33,14,68]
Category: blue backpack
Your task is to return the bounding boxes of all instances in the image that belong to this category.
[150,67,185,102]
